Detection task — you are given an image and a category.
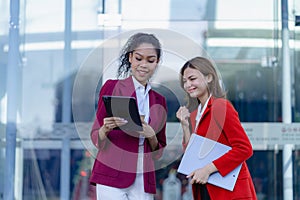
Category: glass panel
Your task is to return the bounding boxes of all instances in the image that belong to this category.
[1,0,300,199]
[70,149,95,200]
[23,149,61,199]
[72,0,98,31]
[295,149,300,199]
[247,150,283,199]
[205,21,281,122]
[25,0,65,33]
[0,0,10,35]
[294,7,300,122]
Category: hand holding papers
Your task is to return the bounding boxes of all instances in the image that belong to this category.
[177,133,242,191]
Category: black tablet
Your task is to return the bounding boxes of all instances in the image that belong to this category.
[102,95,143,132]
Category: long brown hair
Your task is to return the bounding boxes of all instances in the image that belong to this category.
[179,56,226,111]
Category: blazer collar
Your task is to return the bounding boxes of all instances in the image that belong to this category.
[113,76,136,97]
[113,76,157,126]
[199,96,214,120]
[112,76,155,106]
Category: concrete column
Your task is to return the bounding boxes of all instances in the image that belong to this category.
[60,0,72,199]
[281,0,293,199]
[4,0,20,199]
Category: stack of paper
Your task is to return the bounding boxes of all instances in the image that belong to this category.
[177,133,242,191]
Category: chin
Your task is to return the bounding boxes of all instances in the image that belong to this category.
[189,93,198,98]
[137,78,148,85]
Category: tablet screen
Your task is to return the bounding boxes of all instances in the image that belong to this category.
[102,95,143,132]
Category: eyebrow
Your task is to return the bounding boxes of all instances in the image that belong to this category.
[183,74,195,80]
[134,51,157,58]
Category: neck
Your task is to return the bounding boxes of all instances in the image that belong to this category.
[198,94,210,107]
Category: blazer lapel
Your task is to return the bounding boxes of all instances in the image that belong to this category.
[148,90,155,125]
[195,98,212,133]
[201,98,213,121]
[148,90,165,133]
[112,77,136,98]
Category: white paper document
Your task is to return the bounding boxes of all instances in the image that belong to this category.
[177,133,242,191]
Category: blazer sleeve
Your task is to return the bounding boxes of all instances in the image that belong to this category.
[90,80,115,149]
[212,99,253,176]
[150,96,167,160]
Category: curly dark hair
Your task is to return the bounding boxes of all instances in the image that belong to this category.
[117,33,162,78]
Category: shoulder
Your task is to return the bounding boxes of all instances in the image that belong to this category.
[211,97,233,107]
[151,89,166,101]
[103,79,118,87]
[150,90,167,109]
[102,78,127,90]
[99,79,119,95]
[151,89,164,98]
[211,97,236,114]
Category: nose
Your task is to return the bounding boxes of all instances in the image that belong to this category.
[139,59,148,67]
[184,80,191,88]
[139,62,147,68]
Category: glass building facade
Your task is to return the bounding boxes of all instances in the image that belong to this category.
[0,0,300,199]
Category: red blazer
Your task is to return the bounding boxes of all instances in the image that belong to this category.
[89,77,167,194]
[187,97,257,200]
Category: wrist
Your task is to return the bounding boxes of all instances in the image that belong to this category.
[148,135,158,151]
[181,123,190,133]
[147,134,157,142]
[206,163,217,174]
[98,126,109,140]
[181,121,189,128]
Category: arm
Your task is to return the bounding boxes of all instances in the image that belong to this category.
[140,122,159,151]
[176,106,192,150]
[212,99,253,176]
[150,116,167,159]
[90,80,115,149]
[98,117,128,141]
[143,96,167,158]
[187,163,218,184]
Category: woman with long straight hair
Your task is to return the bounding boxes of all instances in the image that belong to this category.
[176,56,257,200]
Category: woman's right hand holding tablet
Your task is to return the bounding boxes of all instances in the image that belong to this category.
[98,117,128,140]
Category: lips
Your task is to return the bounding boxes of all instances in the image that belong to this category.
[137,69,148,76]
[187,87,196,94]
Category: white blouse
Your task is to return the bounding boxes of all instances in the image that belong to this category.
[132,76,151,145]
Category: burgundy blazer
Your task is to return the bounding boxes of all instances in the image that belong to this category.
[89,77,167,194]
[187,97,257,200]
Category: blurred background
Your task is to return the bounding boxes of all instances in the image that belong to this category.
[1,0,300,199]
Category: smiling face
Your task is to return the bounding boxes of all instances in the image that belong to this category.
[129,43,159,86]
[182,67,212,105]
